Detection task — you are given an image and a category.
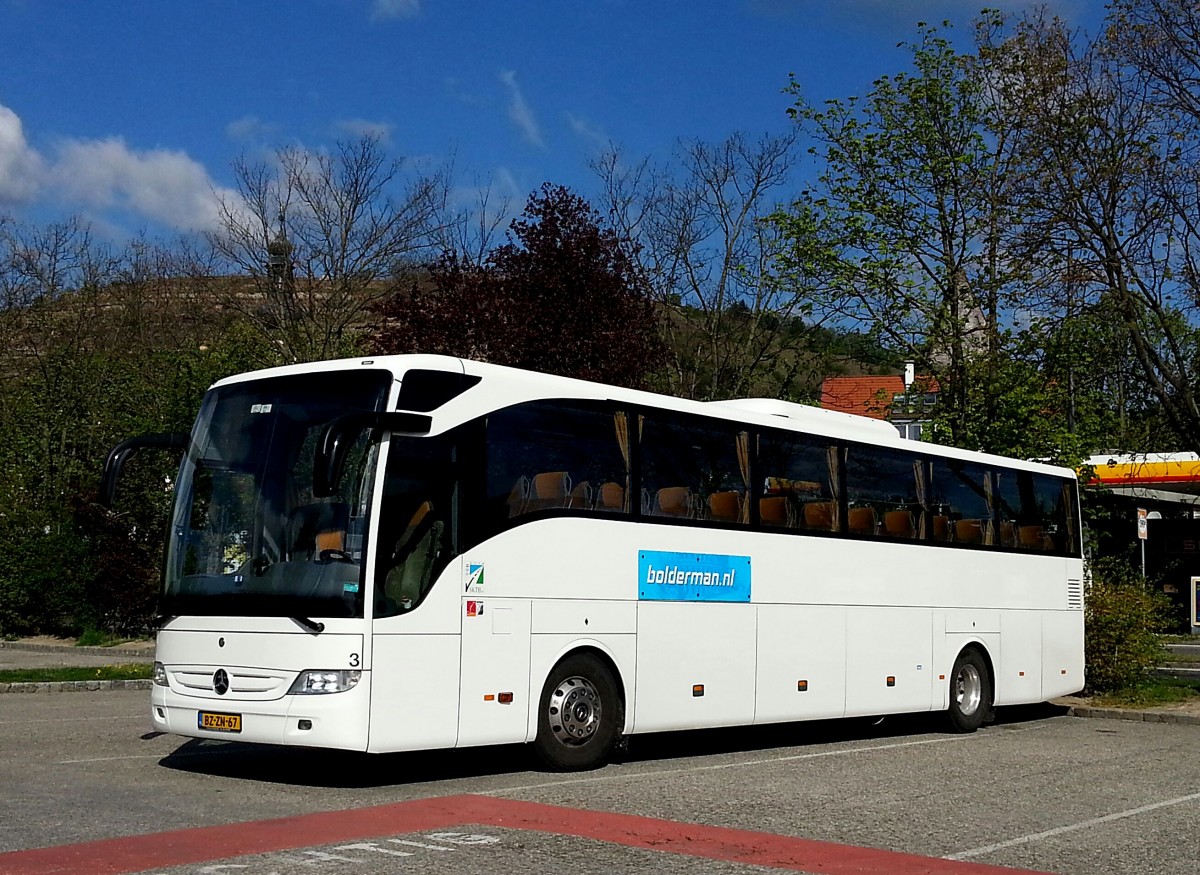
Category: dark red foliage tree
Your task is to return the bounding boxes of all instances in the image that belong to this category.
[371,184,663,389]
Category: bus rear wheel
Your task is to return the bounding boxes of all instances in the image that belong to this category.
[533,653,622,771]
[947,648,992,733]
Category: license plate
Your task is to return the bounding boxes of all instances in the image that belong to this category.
[197,711,242,733]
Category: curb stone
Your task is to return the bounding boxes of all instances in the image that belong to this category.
[0,679,153,694]
[1065,704,1200,726]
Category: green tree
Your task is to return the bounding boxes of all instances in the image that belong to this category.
[981,7,1200,453]
[0,218,275,635]
[779,22,1024,448]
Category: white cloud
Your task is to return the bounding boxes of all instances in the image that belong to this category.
[371,0,420,21]
[52,138,232,232]
[0,103,45,205]
[0,100,238,234]
[333,117,395,146]
[225,114,278,142]
[500,70,544,148]
[494,166,521,199]
[566,112,609,149]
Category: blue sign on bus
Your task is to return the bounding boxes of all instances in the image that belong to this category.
[638,550,751,602]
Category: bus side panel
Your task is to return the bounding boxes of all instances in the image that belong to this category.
[632,602,756,734]
[367,633,461,753]
[844,607,933,717]
[996,612,1043,705]
[754,605,846,724]
[457,597,533,748]
[1042,609,1085,698]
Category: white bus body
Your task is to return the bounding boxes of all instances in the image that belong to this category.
[134,355,1083,769]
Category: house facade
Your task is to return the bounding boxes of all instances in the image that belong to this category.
[819,366,938,441]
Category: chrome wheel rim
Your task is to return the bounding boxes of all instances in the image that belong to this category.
[956,664,983,716]
[547,675,601,746]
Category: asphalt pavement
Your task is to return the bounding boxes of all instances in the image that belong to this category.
[0,692,1197,875]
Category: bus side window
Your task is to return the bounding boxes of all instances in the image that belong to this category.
[640,414,747,525]
[930,460,994,548]
[993,470,1071,553]
[844,445,923,540]
[995,471,1022,548]
[484,400,629,534]
[374,434,457,619]
[382,501,445,612]
[756,432,836,532]
[1025,473,1071,553]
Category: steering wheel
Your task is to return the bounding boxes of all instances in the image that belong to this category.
[319,548,354,563]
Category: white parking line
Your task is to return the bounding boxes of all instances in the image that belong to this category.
[948,791,1200,860]
[0,714,143,725]
[486,730,1040,795]
[57,748,220,764]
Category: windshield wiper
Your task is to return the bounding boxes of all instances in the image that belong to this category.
[291,616,325,634]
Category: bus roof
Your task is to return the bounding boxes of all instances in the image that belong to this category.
[210,354,1077,480]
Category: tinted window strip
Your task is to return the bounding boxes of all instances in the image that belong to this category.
[461,398,1082,559]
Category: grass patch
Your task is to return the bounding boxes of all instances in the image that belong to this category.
[75,629,141,647]
[1090,677,1200,709]
[0,664,152,684]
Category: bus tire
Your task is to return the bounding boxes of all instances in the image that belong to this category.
[533,653,622,771]
[947,648,992,733]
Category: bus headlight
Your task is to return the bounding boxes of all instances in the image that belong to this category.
[287,670,361,695]
[152,662,168,686]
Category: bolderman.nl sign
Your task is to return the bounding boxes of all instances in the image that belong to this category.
[638,550,751,602]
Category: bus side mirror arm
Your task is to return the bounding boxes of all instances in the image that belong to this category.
[314,412,433,497]
[100,433,190,508]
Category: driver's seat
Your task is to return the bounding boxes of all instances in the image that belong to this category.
[383,501,444,611]
[289,502,349,561]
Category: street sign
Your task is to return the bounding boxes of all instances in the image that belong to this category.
[1137,507,1148,540]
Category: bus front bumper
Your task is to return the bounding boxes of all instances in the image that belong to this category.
[150,676,370,751]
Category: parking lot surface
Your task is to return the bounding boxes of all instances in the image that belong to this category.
[0,692,1197,874]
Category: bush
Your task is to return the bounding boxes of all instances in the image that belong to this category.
[0,512,91,637]
[1085,558,1171,693]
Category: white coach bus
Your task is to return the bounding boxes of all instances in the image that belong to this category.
[102,354,1084,770]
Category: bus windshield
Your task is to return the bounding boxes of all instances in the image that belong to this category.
[163,370,392,620]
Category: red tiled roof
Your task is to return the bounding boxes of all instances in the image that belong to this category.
[819,375,938,419]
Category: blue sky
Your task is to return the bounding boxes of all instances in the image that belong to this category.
[0,0,1098,241]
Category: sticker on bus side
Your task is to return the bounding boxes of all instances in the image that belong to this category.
[638,551,751,602]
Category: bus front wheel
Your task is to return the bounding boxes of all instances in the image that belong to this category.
[533,653,622,771]
[947,648,992,733]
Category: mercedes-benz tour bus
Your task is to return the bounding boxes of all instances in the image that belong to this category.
[102,354,1084,770]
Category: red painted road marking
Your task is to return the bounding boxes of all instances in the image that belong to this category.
[0,794,1051,875]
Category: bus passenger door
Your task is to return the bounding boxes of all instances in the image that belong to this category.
[367,553,462,753]
[457,595,533,748]
[366,432,463,754]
